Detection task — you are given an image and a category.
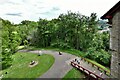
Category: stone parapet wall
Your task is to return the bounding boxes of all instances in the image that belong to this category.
[118,11,120,80]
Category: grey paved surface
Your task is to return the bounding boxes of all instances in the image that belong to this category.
[19,49,109,79]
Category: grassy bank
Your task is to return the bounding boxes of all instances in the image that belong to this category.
[63,68,85,80]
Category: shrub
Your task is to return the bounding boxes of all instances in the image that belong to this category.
[85,48,111,66]
[1,48,13,69]
[95,49,111,66]
[85,47,96,60]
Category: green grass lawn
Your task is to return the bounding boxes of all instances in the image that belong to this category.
[63,68,85,80]
[2,52,55,79]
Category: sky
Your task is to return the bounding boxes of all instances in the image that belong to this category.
[0,0,119,24]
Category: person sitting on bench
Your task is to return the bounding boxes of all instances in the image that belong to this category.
[30,60,35,65]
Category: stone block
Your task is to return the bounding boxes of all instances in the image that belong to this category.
[111,51,119,78]
[110,37,119,51]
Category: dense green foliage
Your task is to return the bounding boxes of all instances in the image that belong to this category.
[18,20,38,45]
[85,32,110,66]
[1,19,37,69]
[32,12,98,51]
[1,19,21,69]
[1,11,110,69]
[2,52,54,79]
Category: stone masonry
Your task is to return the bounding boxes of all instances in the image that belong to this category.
[110,11,120,79]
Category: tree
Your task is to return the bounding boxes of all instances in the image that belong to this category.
[18,20,38,45]
[1,19,21,69]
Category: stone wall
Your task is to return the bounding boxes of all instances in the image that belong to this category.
[110,11,120,79]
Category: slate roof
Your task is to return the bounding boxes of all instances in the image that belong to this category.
[101,1,120,19]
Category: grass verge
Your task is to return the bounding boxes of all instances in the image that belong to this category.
[63,68,85,80]
[85,58,110,75]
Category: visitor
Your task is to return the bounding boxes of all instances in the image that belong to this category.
[59,52,62,55]
[38,51,42,56]
[74,58,80,64]
[77,59,81,64]
[74,58,77,62]
[30,60,35,65]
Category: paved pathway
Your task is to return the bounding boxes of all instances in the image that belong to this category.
[19,49,109,79]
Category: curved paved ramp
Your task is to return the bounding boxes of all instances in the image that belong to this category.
[19,50,76,78]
